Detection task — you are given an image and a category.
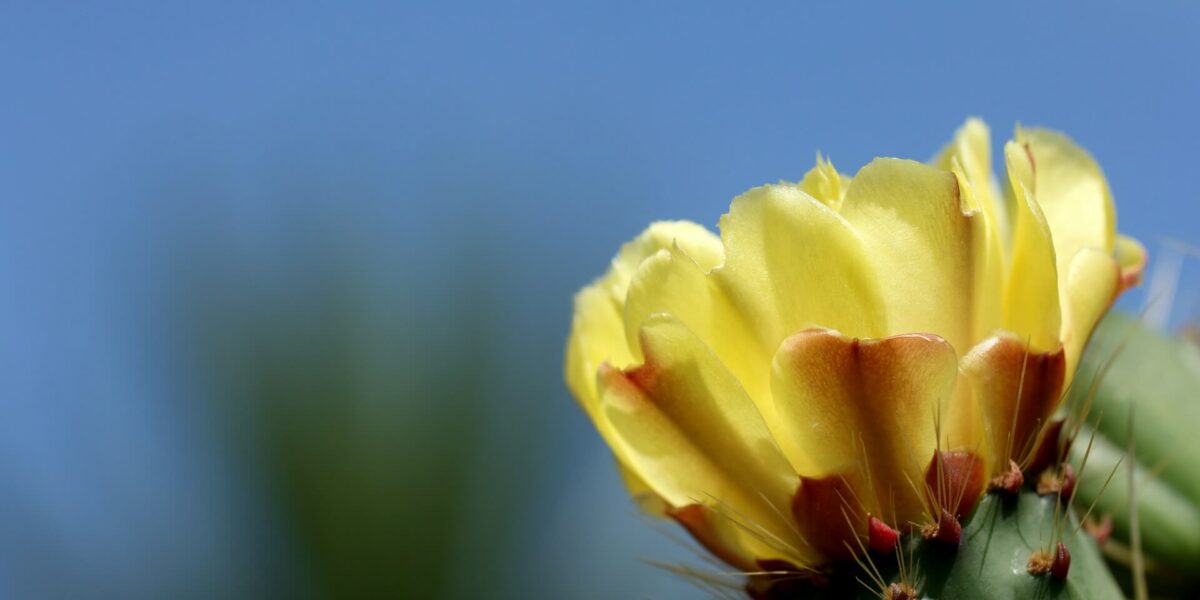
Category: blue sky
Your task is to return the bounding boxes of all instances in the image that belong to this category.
[1,2,1198,597]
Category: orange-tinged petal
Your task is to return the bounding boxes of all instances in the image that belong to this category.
[1002,142,1062,352]
[791,473,867,560]
[924,450,986,521]
[1115,234,1147,292]
[770,328,958,523]
[565,222,721,454]
[565,283,633,423]
[1025,419,1067,477]
[600,315,813,565]
[961,334,1066,475]
[623,245,774,430]
[668,504,760,572]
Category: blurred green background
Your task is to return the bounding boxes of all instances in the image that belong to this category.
[2,2,1198,598]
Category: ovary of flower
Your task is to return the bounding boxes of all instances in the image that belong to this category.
[564,119,1145,572]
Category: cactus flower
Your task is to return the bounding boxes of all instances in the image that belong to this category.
[564,119,1144,579]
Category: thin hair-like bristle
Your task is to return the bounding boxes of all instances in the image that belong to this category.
[1071,410,1104,506]
[1127,409,1149,600]
[954,441,983,516]
[1016,416,1044,471]
[635,508,729,572]
[839,505,886,592]
[836,471,868,522]
[1007,339,1033,467]
[857,432,882,520]
[1066,310,1142,448]
[1071,447,1127,538]
[901,471,934,526]
[756,489,808,548]
[932,400,947,513]
[896,512,922,593]
[699,493,812,569]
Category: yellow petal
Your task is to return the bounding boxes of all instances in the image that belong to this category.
[1115,234,1147,292]
[668,503,761,572]
[623,245,774,429]
[618,461,669,517]
[770,328,959,523]
[1016,126,1117,276]
[600,315,813,565]
[961,334,1066,475]
[713,183,889,351]
[840,157,995,353]
[934,117,1010,252]
[949,165,1007,350]
[932,120,1009,342]
[1002,141,1062,351]
[1012,128,1138,369]
[565,282,633,425]
[1060,247,1120,383]
[565,221,721,436]
[606,221,724,300]
[798,154,851,210]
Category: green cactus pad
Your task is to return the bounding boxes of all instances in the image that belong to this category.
[1067,310,1200,586]
[767,491,1122,599]
[896,492,1121,599]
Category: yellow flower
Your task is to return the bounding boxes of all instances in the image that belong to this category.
[563,119,1144,572]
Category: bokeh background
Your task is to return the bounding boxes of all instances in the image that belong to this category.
[3,2,1199,598]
